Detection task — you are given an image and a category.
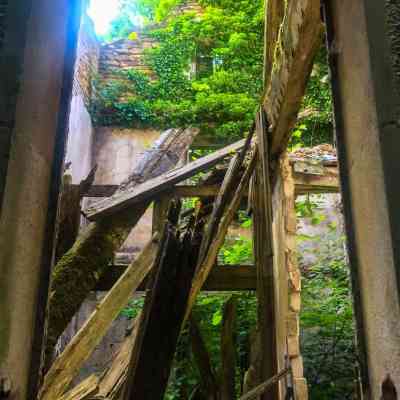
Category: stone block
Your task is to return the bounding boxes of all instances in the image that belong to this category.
[286,312,299,336]
[289,291,301,312]
[287,335,300,357]
[291,356,304,378]
[289,268,301,291]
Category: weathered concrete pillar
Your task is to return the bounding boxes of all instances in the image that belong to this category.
[325,1,400,398]
[0,0,80,398]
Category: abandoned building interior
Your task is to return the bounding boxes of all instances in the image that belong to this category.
[1,0,400,399]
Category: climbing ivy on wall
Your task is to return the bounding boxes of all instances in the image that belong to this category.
[92,0,333,144]
[91,0,264,141]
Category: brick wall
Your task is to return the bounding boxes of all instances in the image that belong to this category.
[99,33,155,80]
[72,13,99,106]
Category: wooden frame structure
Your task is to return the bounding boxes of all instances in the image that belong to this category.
[1,0,400,399]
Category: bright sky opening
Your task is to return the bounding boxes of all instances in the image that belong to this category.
[88,0,121,35]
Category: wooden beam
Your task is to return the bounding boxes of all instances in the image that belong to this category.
[58,375,99,400]
[263,0,323,158]
[39,236,159,400]
[184,150,257,322]
[95,264,257,291]
[190,318,219,399]
[85,139,245,220]
[123,220,199,400]
[77,171,339,200]
[45,127,196,368]
[220,296,237,400]
[252,111,279,400]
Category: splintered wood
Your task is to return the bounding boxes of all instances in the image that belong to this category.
[45,127,198,368]
[39,0,325,396]
[39,236,159,400]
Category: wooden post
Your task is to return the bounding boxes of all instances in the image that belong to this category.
[324,1,400,396]
[220,296,237,400]
[251,111,279,400]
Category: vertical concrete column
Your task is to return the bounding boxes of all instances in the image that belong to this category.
[0,0,76,398]
[325,1,400,398]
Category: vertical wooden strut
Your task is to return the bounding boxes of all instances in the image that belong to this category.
[252,110,279,400]
[123,206,201,400]
[220,296,238,400]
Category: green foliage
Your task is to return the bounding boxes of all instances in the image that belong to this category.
[289,46,334,149]
[298,212,357,399]
[91,0,264,142]
[122,291,257,398]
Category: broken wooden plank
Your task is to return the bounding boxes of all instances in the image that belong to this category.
[45,127,197,368]
[123,217,200,400]
[198,130,254,265]
[55,175,82,263]
[85,139,245,221]
[96,317,140,400]
[79,168,338,200]
[263,0,323,158]
[220,296,237,400]
[39,236,159,400]
[95,264,257,291]
[190,318,219,400]
[264,0,285,84]
[58,375,99,400]
[184,149,257,322]
[294,172,339,195]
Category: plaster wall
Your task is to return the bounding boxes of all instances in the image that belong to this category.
[0,0,70,397]
[92,126,160,257]
[65,13,99,184]
[328,1,400,397]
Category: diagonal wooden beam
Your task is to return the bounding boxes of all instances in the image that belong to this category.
[184,149,257,322]
[85,139,245,221]
[39,236,159,400]
[263,0,323,158]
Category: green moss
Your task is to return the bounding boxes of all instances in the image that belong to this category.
[45,205,148,366]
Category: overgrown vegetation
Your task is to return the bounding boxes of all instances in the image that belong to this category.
[297,196,357,399]
[91,0,333,144]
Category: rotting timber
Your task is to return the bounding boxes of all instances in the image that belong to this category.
[37,0,325,398]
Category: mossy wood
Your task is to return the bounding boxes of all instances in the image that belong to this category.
[39,235,159,400]
[85,139,246,220]
[45,127,198,368]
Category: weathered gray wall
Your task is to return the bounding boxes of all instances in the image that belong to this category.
[92,126,160,258]
[65,13,99,183]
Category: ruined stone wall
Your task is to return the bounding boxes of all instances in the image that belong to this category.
[92,126,160,259]
[272,156,308,399]
[99,34,155,80]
